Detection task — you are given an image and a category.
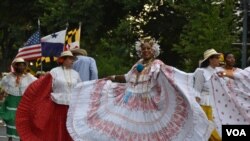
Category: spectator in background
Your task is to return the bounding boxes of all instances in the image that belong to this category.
[70,48,98,81]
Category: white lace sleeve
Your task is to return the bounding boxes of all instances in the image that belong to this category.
[193,68,205,98]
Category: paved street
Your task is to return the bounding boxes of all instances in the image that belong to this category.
[0,125,19,141]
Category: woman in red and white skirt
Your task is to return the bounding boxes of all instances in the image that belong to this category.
[16,51,81,141]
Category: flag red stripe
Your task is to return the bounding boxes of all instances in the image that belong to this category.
[18,45,41,52]
[18,54,42,61]
[17,48,41,56]
[18,46,41,52]
[16,44,42,61]
[16,52,41,58]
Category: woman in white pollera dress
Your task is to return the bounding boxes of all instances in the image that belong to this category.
[67,38,213,141]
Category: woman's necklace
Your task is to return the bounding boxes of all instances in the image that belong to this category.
[142,58,154,67]
[135,58,154,85]
[62,67,72,90]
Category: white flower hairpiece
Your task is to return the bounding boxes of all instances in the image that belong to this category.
[135,38,160,58]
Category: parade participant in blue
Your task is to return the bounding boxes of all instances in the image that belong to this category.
[0,58,37,141]
[71,48,98,81]
[66,37,213,141]
[16,51,81,141]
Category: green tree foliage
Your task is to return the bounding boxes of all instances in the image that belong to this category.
[0,0,241,76]
[38,0,146,76]
[0,0,44,72]
[172,0,239,71]
[40,0,146,47]
[39,0,186,77]
[94,19,137,77]
[132,1,187,66]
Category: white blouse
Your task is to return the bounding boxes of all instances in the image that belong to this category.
[193,66,220,106]
[50,66,81,105]
[124,59,163,101]
[1,73,37,96]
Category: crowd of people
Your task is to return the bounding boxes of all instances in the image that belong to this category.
[0,37,250,141]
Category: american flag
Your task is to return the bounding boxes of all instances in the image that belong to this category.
[15,30,42,61]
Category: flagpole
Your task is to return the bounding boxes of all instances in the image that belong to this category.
[63,22,69,51]
[79,22,82,28]
[66,22,69,29]
[38,19,43,71]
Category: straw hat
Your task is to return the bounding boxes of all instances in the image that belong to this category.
[70,48,88,56]
[2,72,9,77]
[59,51,73,58]
[12,58,26,66]
[200,48,221,65]
[57,51,74,64]
[36,71,45,75]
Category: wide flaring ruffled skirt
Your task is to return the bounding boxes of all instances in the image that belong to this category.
[67,65,214,141]
[16,74,73,141]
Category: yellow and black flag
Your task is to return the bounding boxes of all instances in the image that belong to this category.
[64,23,81,51]
[36,57,58,67]
[36,57,43,67]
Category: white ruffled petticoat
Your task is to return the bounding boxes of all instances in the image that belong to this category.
[67,60,213,141]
